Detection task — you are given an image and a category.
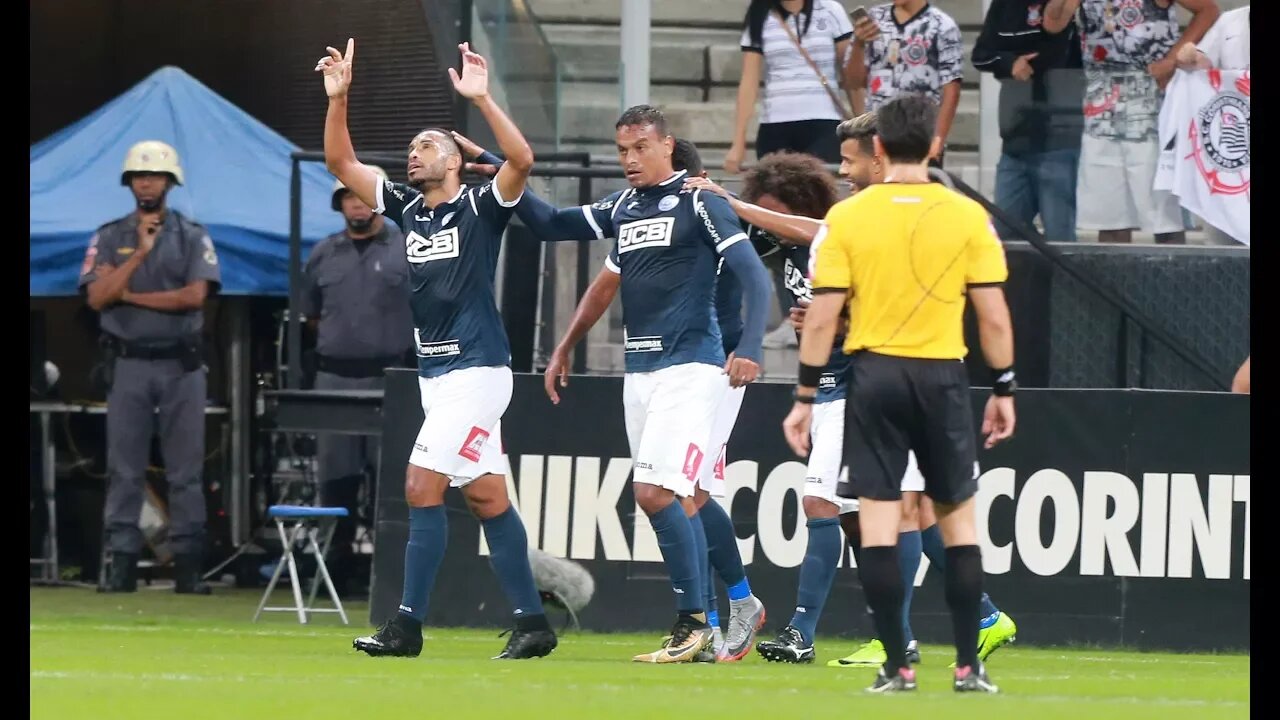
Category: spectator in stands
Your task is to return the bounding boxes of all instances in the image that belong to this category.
[728,0,858,349]
[1044,0,1220,245]
[1172,3,1247,247]
[1175,2,1247,71]
[974,0,1085,242]
[846,0,965,167]
[726,0,856,174]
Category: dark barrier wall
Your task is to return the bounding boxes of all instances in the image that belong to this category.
[374,370,1249,652]
[962,243,1248,392]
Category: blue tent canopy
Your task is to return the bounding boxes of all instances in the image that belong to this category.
[30,66,351,296]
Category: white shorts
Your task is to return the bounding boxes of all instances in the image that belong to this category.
[697,385,746,498]
[1077,133,1184,234]
[408,366,512,486]
[624,363,728,498]
[804,399,925,513]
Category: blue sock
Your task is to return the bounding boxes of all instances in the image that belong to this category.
[695,509,720,626]
[688,510,710,617]
[481,507,545,620]
[649,501,703,614]
[399,506,447,623]
[899,530,923,645]
[789,517,840,645]
[922,523,1001,627]
[699,499,749,594]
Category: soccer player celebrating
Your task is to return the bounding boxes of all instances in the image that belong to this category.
[515,106,774,663]
[316,39,556,660]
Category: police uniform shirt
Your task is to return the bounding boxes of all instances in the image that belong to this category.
[302,222,413,360]
[811,183,1007,360]
[78,212,222,345]
[373,177,518,378]
[862,3,965,112]
[592,170,749,374]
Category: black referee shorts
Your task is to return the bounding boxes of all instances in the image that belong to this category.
[836,351,978,505]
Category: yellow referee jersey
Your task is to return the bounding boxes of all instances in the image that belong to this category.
[809,182,1008,360]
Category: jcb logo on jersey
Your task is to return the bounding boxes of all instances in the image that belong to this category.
[406,228,460,264]
[617,217,675,254]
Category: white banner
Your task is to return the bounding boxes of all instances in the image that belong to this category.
[1156,69,1250,245]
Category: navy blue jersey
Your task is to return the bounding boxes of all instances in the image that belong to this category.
[592,171,749,374]
[374,178,517,379]
[716,224,849,402]
[714,260,744,354]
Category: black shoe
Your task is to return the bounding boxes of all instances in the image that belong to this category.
[906,640,921,665]
[493,628,558,660]
[173,554,212,595]
[756,625,816,664]
[98,552,139,593]
[954,663,1000,693]
[353,614,423,658]
[866,666,918,694]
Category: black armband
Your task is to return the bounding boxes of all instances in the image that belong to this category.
[991,366,1017,396]
[798,362,824,390]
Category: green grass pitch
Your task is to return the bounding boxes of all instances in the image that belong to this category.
[30,587,1248,719]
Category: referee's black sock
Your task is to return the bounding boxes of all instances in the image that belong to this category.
[945,545,984,670]
[858,545,908,675]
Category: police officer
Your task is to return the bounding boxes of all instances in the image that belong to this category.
[80,140,221,595]
[302,165,412,593]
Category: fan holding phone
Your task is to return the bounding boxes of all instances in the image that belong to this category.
[846,1,965,166]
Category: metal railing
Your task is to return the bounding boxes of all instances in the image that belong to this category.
[936,169,1230,391]
[286,154,1234,392]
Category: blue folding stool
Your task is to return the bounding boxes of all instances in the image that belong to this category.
[253,505,350,625]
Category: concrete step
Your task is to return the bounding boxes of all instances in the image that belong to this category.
[529,0,985,28]
[556,88,982,150]
[544,22,981,88]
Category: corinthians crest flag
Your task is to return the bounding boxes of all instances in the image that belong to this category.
[1156,68,1250,245]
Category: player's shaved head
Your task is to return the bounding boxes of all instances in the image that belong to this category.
[407,128,463,190]
[411,128,461,158]
[672,139,705,177]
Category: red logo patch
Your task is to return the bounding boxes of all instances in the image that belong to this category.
[683,444,705,483]
[458,426,489,462]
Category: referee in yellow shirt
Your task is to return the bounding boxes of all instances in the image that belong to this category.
[782,95,1016,695]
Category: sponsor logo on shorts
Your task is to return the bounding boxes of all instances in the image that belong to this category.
[617,217,675,254]
[635,462,654,471]
[682,444,704,483]
[413,442,429,454]
[416,336,462,358]
[458,426,490,462]
[714,447,726,482]
[624,336,663,353]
